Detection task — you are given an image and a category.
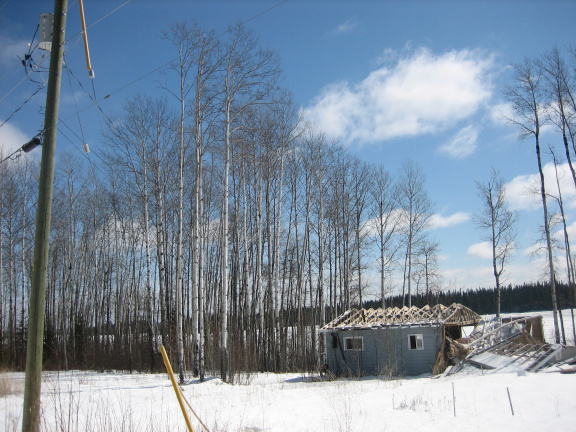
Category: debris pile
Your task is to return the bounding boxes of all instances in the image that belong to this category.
[447,315,576,374]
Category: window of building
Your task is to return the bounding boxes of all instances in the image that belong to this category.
[344,336,363,351]
[408,334,424,350]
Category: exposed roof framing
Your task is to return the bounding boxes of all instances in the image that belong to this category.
[448,315,576,374]
[321,303,482,331]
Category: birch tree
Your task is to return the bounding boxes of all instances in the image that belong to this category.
[504,59,561,342]
[539,47,576,189]
[474,168,517,317]
[369,165,400,309]
[106,95,176,360]
[350,158,371,308]
[396,160,432,307]
[189,25,221,382]
[162,21,197,384]
[547,148,575,343]
[219,23,280,381]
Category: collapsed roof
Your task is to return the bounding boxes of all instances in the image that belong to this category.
[321,303,482,331]
[449,315,576,373]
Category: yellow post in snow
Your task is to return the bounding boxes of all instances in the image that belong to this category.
[160,346,195,432]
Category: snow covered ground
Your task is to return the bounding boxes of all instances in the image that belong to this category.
[2,310,575,432]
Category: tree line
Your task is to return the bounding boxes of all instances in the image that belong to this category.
[365,281,574,316]
[1,22,575,380]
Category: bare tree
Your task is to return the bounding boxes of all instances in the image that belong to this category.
[504,59,560,342]
[219,23,280,381]
[0,154,37,369]
[268,92,300,370]
[106,95,176,363]
[413,238,442,304]
[189,25,221,382]
[474,168,517,317]
[369,165,400,309]
[300,123,329,367]
[396,160,433,307]
[539,47,576,189]
[350,158,371,308]
[547,147,574,343]
[161,21,199,384]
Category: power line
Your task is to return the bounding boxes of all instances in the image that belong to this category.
[87,0,133,31]
[59,0,291,124]
[3,0,290,173]
[64,60,88,148]
[0,42,49,104]
[53,0,293,196]
[0,83,46,130]
[65,0,134,44]
[56,124,109,178]
[0,0,11,14]
[242,0,289,26]
[0,136,42,165]
[0,147,25,165]
[0,0,127,127]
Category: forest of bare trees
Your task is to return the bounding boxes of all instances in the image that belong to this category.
[1,22,575,380]
[0,22,442,380]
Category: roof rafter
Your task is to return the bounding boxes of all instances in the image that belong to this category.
[321,303,482,330]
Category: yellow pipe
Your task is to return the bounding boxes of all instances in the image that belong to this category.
[160,346,195,432]
[78,0,94,78]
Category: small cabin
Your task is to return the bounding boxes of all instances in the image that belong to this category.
[321,303,482,377]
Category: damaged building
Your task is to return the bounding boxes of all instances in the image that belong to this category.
[321,304,576,377]
[449,314,576,374]
[321,303,482,377]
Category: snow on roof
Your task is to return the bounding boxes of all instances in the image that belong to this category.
[321,303,482,331]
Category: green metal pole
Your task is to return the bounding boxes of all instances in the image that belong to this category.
[22,1,67,430]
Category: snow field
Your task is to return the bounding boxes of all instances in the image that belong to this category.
[1,309,575,431]
[2,366,575,432]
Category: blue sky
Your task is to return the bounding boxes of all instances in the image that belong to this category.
[1,0,576,296]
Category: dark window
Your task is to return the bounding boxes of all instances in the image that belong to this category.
[408,334,424,350]
[344,337,363,351]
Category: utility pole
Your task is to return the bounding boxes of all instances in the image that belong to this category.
[22,1,68,431]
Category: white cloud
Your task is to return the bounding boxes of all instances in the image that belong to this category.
[566,221,576,239]
[506,161,576,211]
[442,259,545,289]
[506,172,540,211]
[304,47,495,145]
[429,211,470,229]
[0,35,28,68]
[438,125,479,158]
[467,241,493,259]
[375,47,400,65]
[522,242,544,257]
[489,102,513,126]
[0,122,28,154]
[467,240,520,261]
[362,210,403,238]
[61,89,88,106]
[442,266,495,289]
[334,18,358,34]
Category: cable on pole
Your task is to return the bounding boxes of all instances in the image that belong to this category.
[64,59,90,153]
[0,83,46,130]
